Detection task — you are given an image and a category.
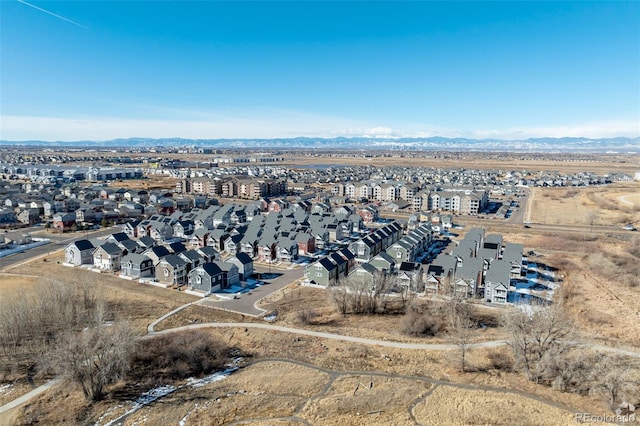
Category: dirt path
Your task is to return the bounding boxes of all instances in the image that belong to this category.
[618,193,640,207]
[0,379,61,416]
[151,322,640,357]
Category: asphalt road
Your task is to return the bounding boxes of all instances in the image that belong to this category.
[200,264,305,317]
[0,226,122,271]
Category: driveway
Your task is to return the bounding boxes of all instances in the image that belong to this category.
[200,264,305,317]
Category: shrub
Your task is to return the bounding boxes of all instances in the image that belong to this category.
[295,308,318,325]
[487,350,513,372]
[402,304,443,336]
[129,331,227,383]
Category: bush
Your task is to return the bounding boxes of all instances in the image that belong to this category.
[295,308,318,325]
[402,304,443,337]
[129,331,227,383]
[487,350,514,372]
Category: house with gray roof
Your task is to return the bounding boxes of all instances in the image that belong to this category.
[227,252,254,281]
[484,259,511,304]
[188,263,224,294]
[156,254,189,286]
[214,261,240,288]
[121,253,154,279]
[368,252,397,273]
[64,239,95,266]
[305,256,339,287]
[93,242,125,271]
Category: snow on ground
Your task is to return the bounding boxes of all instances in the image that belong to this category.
[179,403,198,426]
[263,313,278,322]
[187,366,239,389]
[0,383,14,396]
[100,386,176,426]
[97,362,242,426]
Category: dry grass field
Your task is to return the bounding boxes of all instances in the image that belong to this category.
[8,327,614,426]
[280,153,640,175]
[529,182,640,227]
[1,253,198,335]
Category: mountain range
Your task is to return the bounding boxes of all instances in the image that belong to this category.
[0,137,638,153]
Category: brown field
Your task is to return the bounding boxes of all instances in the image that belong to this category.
[529,182,640,227]
[412,387,579,426]
[279,153,640,175]
[9,327,614,426]
[107,176,178,191]
[1,254,199,335]
[40,148,639,175]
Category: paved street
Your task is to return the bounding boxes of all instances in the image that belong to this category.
[200,264,305,317]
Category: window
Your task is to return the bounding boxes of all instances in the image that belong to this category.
[316,272,323,277]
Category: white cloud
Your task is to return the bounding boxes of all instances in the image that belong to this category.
[0,112,364,141]
[1,114,637,141]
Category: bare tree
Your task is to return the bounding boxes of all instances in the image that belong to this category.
[401,300,444,337]
[586,211,598,233]
[330,272,396,315]
[544,351,593,393]
[589,355,639,410]
[502,302,575,383]
[328,285,350,316]
[46,320,137,401]
[446,297,476,372]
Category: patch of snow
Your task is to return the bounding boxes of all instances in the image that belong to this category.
[0,383,14,395]
[187,366,238,388]
[95,404,124,425]
[179,404,198,426]
[263,313,278,322]
[101,385,176,426]
[97,365,240,426]
[131,414,148,425]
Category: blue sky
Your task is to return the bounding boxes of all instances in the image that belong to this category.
[1,1,638,141]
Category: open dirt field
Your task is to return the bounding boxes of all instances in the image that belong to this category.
[528,182,640,227]
[280,153,640,175]
[107,176,178,191]
[41,148,640,175]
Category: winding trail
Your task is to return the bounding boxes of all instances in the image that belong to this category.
[0,379,61,415]
[150,321,640,358]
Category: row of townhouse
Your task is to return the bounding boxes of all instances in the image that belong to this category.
[336,181,417,202]
[177,177,287,200]
[305,222,402,287]
[348,222,404,264]
[385,222,433,264]
[411,189,489,214]
[1,165,143,181]
[122,200,368,267]
[425,228,525,304]
[65,232,254,295]
[306,222,435,291]
[304,248,357,287]
[332,180,489,215]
